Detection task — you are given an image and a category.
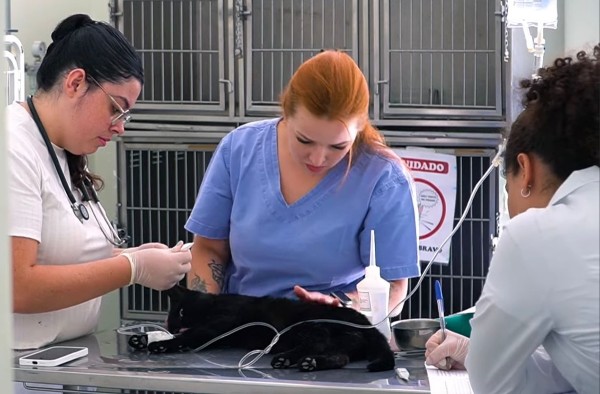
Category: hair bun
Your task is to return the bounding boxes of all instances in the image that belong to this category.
[51,14,95,43]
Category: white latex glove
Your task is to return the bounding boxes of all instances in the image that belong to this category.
[425,329,470,370]
[123,241,191,290]
[118,242,169,255]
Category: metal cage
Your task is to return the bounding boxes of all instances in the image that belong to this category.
[113,0,504,126]
[119,0,228,116]
[243,0,360,115]
[374,0,503,120]
[120,141,215,319]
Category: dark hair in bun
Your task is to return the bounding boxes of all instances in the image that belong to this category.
[37,13,143,90]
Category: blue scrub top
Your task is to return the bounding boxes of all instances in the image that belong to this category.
[186,118,420,298]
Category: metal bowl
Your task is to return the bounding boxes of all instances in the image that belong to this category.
[391,318,440,351]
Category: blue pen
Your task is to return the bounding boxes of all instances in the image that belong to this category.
[434,280,452,369]
[434,280,446,340]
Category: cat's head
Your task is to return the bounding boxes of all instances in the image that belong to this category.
[164,285,199,334]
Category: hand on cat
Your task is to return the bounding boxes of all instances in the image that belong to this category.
[293,285,341,307]
[123,241,192,290]
[425,329,469,370]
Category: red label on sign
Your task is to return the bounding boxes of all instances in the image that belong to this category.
[402,158,449,174]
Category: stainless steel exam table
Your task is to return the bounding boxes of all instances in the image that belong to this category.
[13,329,432,393]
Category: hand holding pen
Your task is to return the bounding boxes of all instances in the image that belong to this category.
[434,280,452,369]
[425,328,470,370]
[425,280,470,369]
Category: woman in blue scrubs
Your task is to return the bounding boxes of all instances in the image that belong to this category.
[185,50,421,316]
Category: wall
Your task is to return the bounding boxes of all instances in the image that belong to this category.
[8,0,121,333]
[541,0,600,66]
[1,0,14,390]
[564,0,600,54]
[10,1,109,80]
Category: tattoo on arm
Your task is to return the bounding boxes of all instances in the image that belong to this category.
[189,275,208,293]
[189,255,226,293]
[209,259,226,289]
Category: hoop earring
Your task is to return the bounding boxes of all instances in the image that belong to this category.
[520,186,531,198]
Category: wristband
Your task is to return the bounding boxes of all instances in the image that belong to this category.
[122,253,136,286]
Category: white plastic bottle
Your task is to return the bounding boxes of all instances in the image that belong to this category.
[356,230,391,342]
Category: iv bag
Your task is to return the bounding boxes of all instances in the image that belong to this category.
[506,0,558,29]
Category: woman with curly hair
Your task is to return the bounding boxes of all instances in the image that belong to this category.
[425,45,599,393]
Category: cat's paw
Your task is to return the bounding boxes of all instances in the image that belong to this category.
[147,341,168,354]
[299,357,317,372]
[128,334,148,350]
[271,356,293,369]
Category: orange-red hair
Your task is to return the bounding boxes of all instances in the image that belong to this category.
[280,50,393,164]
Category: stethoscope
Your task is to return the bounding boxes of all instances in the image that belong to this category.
[26,95,129,246]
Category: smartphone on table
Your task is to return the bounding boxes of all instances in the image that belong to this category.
[19,346,88,367]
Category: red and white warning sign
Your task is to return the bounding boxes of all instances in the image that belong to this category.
[394,148,457,264]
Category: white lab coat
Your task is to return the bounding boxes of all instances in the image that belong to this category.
[7,103,112,349]
[466,166,599,394]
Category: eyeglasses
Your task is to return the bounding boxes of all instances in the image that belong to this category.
[87,75,132,125]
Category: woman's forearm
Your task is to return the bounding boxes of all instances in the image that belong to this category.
[187,256,227,293]
[389,279,409,316]
[13,256,130,313]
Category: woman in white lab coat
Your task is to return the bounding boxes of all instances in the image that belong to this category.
[9,14,192,350]
[10,13,192,394]
[425,45,599,394]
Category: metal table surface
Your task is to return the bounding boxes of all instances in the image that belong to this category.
[13,330,431,393]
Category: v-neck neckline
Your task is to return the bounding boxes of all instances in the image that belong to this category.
[264,119,347,211]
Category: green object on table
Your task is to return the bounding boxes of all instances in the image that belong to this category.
[444,312,475,337]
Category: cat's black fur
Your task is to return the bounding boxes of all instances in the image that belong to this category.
[129,285,395,372]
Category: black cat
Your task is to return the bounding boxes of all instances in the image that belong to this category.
[129,285,395,372]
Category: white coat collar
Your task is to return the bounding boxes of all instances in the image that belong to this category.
[549,165,599,206]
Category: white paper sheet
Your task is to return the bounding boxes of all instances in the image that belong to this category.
[426,365,473,394]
